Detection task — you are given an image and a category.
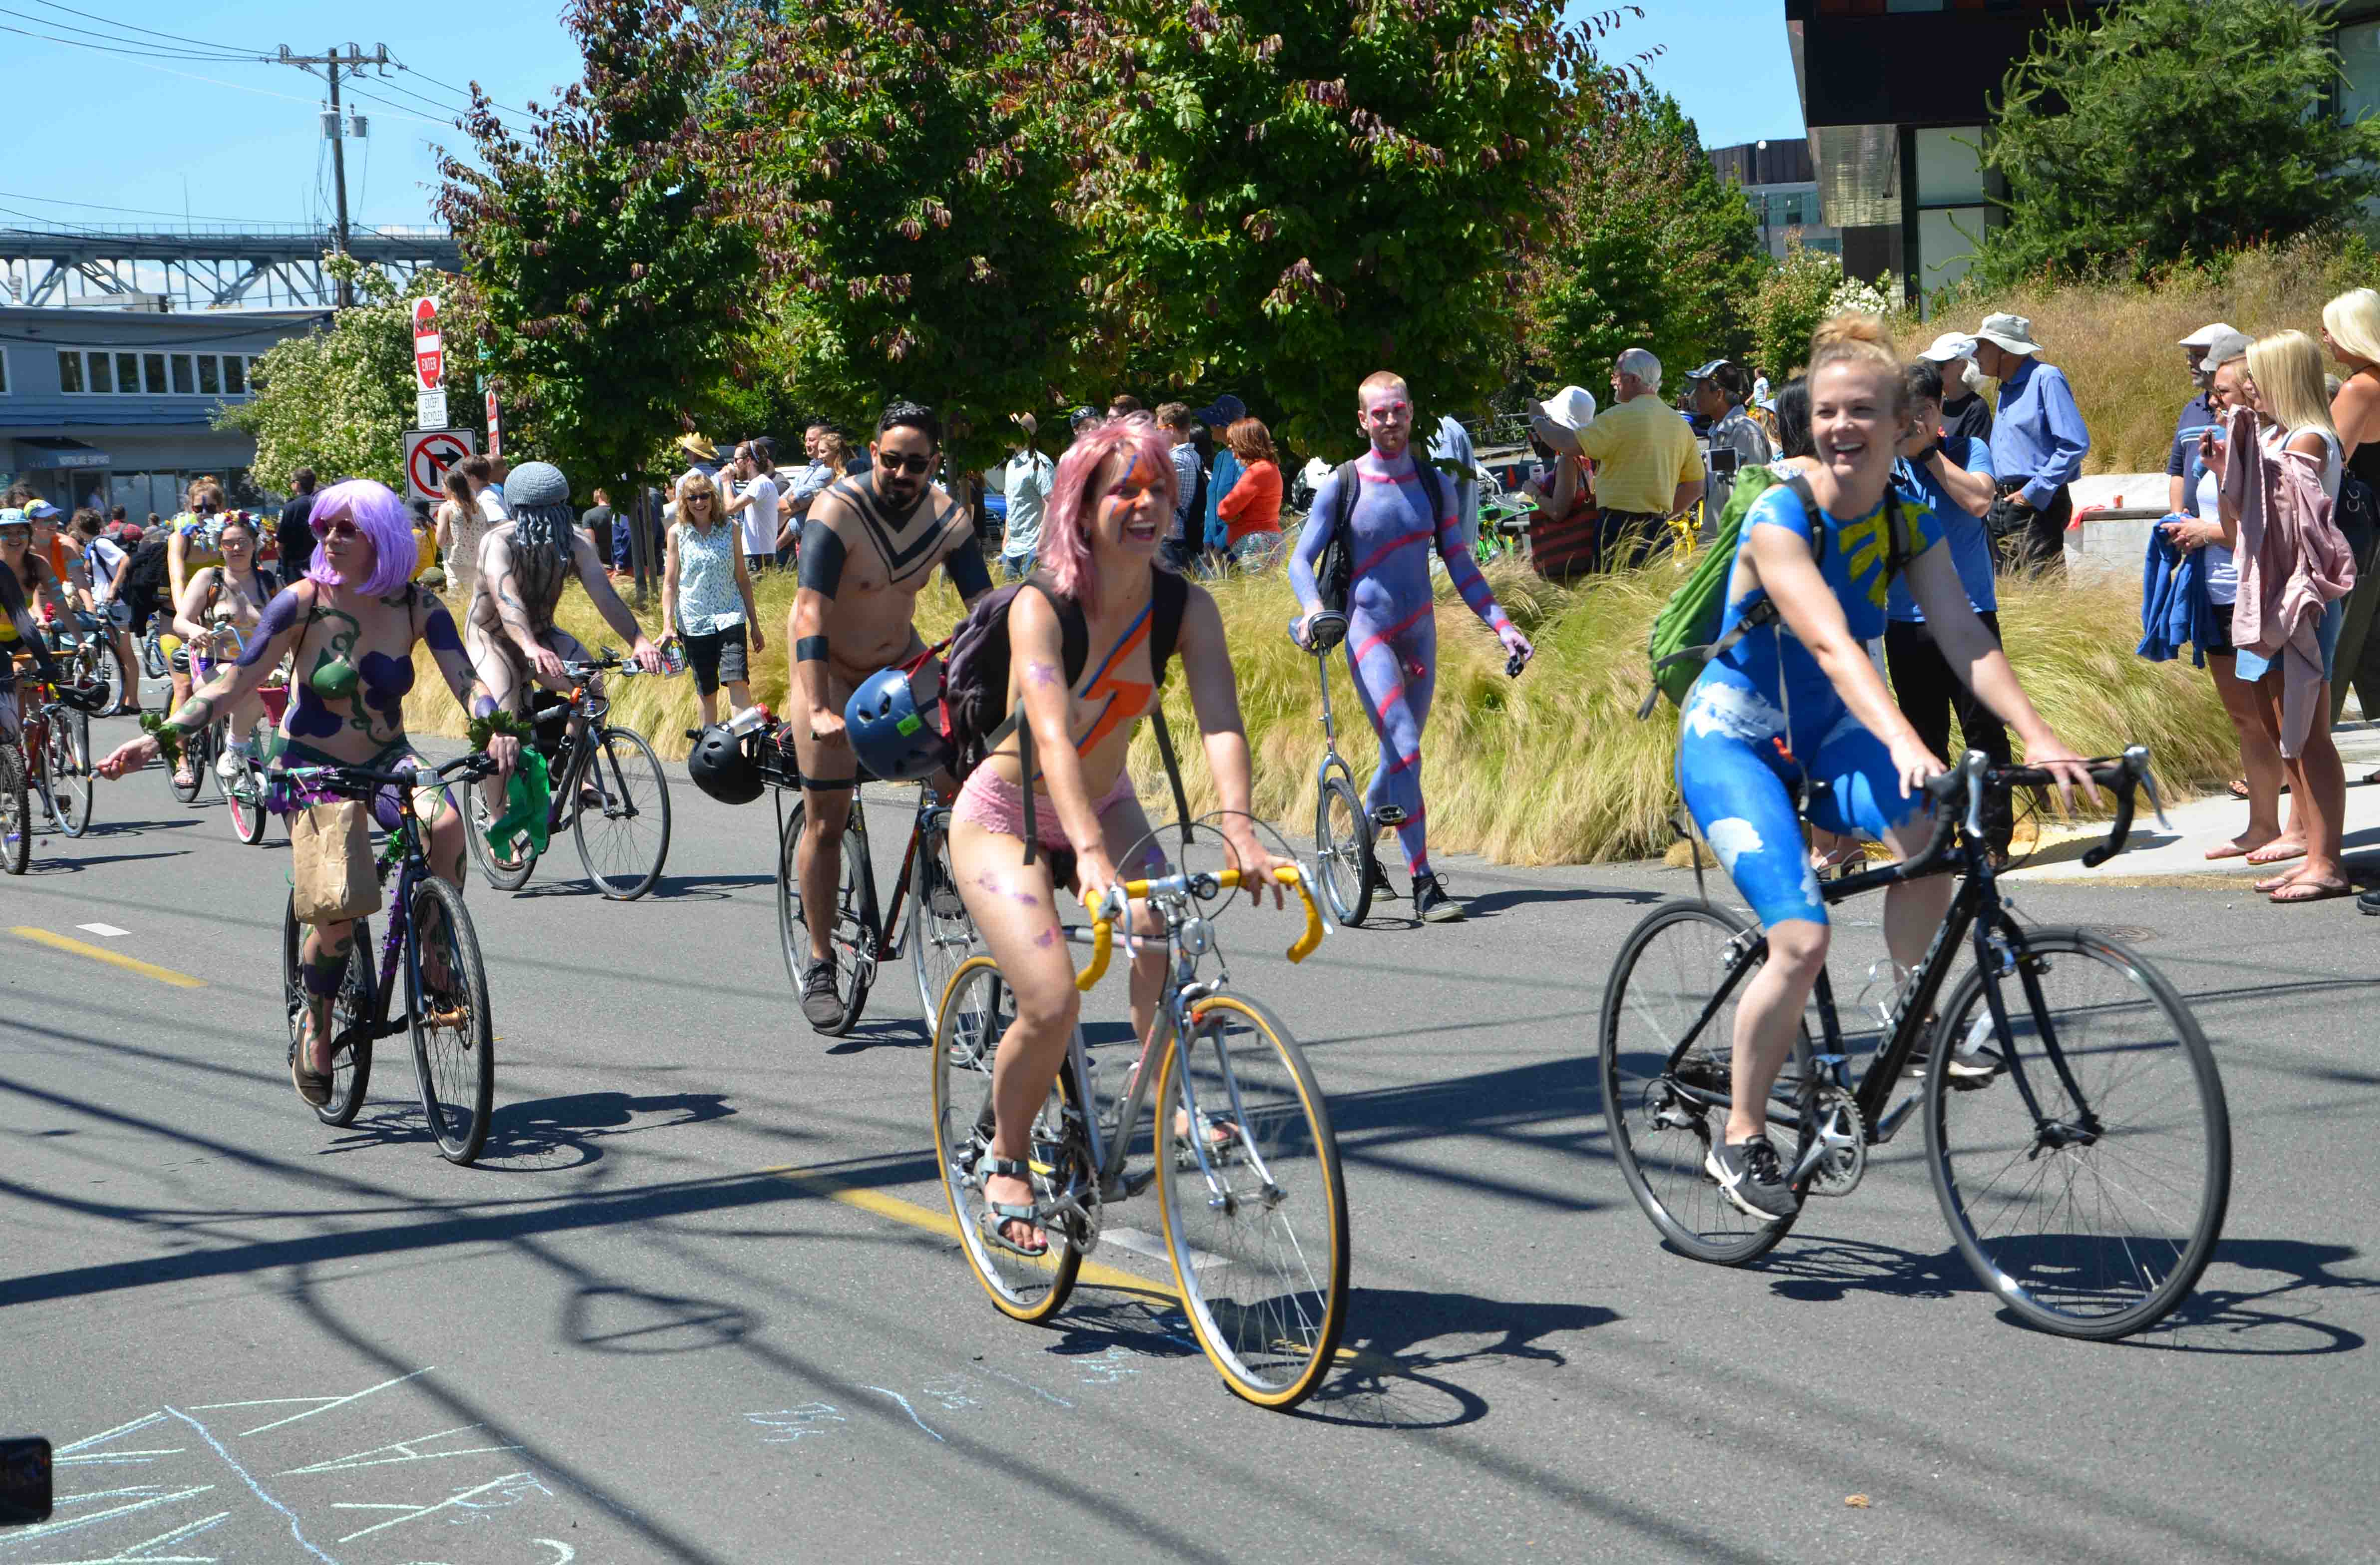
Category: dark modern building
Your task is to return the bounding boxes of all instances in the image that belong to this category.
[1708,138,1841,260]
[0,306,325,517]
[1789,0,2380,304]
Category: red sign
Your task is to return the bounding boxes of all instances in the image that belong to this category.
[411,296,443,393]
[485,388,502,460]
[403,427,475,505]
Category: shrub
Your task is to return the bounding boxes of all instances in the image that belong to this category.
[406,558,2238,866]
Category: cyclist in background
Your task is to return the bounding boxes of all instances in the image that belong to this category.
[69,511,141,716]
[172,511,276,784]
[0,510,67,745]
[1672,315,2093,1223]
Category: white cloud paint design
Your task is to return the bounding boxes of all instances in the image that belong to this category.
[1705,817,1765,873]
[1683,682,1787,742]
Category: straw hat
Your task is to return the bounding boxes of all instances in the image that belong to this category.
[676,433,718,462]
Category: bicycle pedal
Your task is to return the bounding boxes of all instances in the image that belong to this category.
[1370,806,1408,828]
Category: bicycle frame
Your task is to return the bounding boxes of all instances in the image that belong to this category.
[1309,646,1358,801]
[771,776,948,967]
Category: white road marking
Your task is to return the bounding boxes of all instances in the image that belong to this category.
[75,921,129,938]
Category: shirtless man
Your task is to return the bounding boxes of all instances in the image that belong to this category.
[788,400,994,1027]
[464,460,663,824]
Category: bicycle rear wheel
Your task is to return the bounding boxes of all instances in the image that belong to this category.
[281,897,377,1126]
[407,876,496,1164]
[0,739,28,875]
[465,778,539,890]
[907,809,973,1034]
[777,797,878,1034]
[1156,994,1349,1408]
[931,956,1083,1321]
[140,630,166,681]
[1314,773,1375,928]
[572,726,671,900]
[222,732,266,845]
[1926,927,2230,1339]
[47,707,92,838]
[1600,901,1802,1265]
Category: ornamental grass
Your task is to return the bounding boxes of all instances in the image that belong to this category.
[404,550,2237,867]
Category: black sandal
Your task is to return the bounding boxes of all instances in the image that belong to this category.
[976,1157,1051,1259]
[289,1015,333,1107]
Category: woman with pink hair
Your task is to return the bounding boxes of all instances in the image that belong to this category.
[947,412,1289,1260]
[97,478,520,1108]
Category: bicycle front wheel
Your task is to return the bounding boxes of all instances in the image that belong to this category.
[907,810,973,1034]
[282,897,377,1126]
[1600,901,1801,1266]
[1156,994,1349,1409]
[48,706,92,838]
[407,876,496,1164]
[777,798,878,1034]
[0,739,29,875]
[573,726,671,900]
[465,778,538,891]
[1926,928,2230,1339]
[223,736,267,845]
[169,721,210,803]
[931,956,1083,1322]
[1314,773,1375,928]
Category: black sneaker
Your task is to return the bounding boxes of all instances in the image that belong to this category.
[1411,871,1465,923]
[1705,1136,1798,1222]
[800,959,844,1029]
[1366,858,1399,902]
[2360,887,2380,916]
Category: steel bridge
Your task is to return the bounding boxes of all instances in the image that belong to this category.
[0,221,460,311]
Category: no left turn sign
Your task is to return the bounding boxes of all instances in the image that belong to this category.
[404,427,476,505]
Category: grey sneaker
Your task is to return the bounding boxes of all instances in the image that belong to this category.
[800,959,843,1029]
[1705,1136,1798,1222]
[1412,871,1465,923]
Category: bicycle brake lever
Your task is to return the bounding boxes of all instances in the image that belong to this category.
[2125,745,2171,831]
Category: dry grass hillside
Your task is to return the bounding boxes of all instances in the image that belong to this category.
[404,555,2237,868]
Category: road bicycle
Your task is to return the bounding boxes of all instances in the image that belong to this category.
[280,751,502,1164]
[756,719,975,1038]
[931,835,1347,1408]
[1,653,97,872]
[465,654,673,901]
[49,612,125,716]
[184,631,285,846]
[1291,609,1384,927]
[1600,748,2231,1340]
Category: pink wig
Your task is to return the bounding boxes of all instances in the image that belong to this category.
[1039,413,1177,601]
[305,479,416,598]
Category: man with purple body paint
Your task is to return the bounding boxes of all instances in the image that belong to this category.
[1291,371,1533,924]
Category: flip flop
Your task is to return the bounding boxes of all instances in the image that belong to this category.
[2254,871,2302,893]
[2230,778,2290,798]
[2271,876,2354,904]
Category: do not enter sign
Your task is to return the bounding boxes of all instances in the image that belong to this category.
[403,427,476,505]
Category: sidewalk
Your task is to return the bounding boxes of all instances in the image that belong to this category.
[2004,715,2380,886]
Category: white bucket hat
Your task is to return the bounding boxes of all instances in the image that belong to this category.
[1526,385,1598,455]
[1918,331,1978,364]
[1974,313,2043,357]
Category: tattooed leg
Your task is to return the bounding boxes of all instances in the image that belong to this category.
[298,920,354,1074]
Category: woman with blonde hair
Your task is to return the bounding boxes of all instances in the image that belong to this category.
[661,468,763,726]
[1673,314,2091,1219]
[2201,328,2354,902]
[2321,287,2380,742]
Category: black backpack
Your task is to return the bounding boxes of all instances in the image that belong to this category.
[936,565,1192,863]
[2336,468,2380,574]
[1316,457,1451,613]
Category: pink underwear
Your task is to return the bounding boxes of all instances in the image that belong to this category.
[954,766,1137,853]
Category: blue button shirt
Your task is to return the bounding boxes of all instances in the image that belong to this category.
[1990,358,2090,509]
[2167,391,2214,517]
[1426,414,1479,550]
[1887,435,1997,623]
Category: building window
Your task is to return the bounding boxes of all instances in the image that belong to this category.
[142,354,166,394]
[57,350,83,394]
[0,349,8,395]
[197,356,221,396]
[169,354,194,394]
[223,356,245,395]
[88,353,113,394]
[115,353,138,394]
[2344,23,2380,126]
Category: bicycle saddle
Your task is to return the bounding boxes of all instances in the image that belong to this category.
[1292,611,1347,654]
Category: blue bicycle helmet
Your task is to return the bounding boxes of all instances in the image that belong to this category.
[845,665,952,782]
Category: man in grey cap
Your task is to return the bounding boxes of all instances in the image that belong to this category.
[1687,360,1772,538]
[2169,322,2237,516]
[1917,332,1993,445]
[466,458,664,818]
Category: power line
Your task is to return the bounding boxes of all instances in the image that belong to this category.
[0,5,253,59]
[0,188,291,223]
[22,0,270,55]
[394,59,530,119]
[0,19,255,60]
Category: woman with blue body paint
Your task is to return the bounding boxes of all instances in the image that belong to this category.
[97,479,520,1107]
[1290,371,1533,924]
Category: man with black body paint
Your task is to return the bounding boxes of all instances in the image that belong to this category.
[786,400,994,1029]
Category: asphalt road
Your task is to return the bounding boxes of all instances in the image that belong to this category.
[2,701,2376,1563]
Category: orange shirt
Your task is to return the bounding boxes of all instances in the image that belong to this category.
[1216,459,1282,543]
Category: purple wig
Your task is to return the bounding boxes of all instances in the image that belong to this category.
[305,479,415,598]
[1040,413,1176,602]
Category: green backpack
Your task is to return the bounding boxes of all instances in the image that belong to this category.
[1635,469,1907,719]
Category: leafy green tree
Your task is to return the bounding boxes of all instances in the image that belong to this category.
[1064,0,1617,458]
[216,258,421,492]
[1522,88,1766,391]
[1976,0,2380,285]
[713,0,1093,477]
[1747,239,1844,382]
[437,0,758,502]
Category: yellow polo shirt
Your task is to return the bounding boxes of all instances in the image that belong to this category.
[1574,395,1701,516]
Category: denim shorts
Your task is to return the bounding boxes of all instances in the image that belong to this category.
[2234,596,2344,682]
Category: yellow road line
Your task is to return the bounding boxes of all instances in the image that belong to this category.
[9,927,205,989]
[767,1163,1177,1299]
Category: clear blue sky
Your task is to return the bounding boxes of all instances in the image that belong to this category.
[0,2,1801,236]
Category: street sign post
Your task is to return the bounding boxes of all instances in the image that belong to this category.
[402,427,476,506]
[411,297,443,392]
[415,389,448,429]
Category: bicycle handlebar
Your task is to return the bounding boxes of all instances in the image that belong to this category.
[1075,865,1327,992]
[283,751,498,795]
[1912,745,2157,876]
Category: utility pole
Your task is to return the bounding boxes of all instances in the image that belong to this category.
[274,43,389,307]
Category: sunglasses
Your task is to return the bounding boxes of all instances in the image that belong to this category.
[310,516,362,539]
[876,450,935,476]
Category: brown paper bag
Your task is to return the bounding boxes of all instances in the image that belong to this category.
[289,801,382,923]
